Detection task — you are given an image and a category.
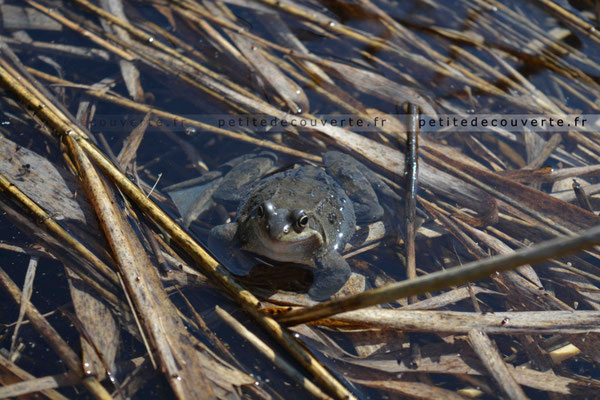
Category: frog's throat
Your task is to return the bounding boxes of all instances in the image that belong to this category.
[243,222,324,264]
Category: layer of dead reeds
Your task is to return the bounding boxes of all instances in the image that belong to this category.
[1,0,600,399]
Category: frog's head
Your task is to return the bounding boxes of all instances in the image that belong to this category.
[241,200,324,263]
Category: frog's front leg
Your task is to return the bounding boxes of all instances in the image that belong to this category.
[309,252,352,300]
[208,223,255,275]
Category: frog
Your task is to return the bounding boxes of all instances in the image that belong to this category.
[206,150,399,300]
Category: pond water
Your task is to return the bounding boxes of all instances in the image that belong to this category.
[1,0,600,398]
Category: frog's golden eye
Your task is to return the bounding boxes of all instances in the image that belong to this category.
[298,215,309,227]
[256,205,264,217]
[294,210,309,228]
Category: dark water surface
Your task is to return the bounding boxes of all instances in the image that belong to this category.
[1,0,600,398]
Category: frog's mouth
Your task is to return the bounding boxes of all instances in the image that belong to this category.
[243,222,324,265]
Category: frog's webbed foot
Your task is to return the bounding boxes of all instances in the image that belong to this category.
[324,151,399,223]
[208,223,254,275]
[168,175,223,227]
[309,252,351,301]
[213,152,277,207]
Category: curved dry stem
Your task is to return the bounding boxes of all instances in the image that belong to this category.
[279,225,600,325]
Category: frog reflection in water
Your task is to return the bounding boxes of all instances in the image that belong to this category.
[208,151,397,300]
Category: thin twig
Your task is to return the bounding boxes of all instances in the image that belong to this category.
[279,223,600,325]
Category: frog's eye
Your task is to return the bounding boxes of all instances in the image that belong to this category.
[256,205,264,217]
[298,214,309,227]
[293,210,309,230]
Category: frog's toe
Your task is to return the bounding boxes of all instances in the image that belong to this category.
[309,253,352,300]
[168,177,222,227]
[354,202,384,223]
